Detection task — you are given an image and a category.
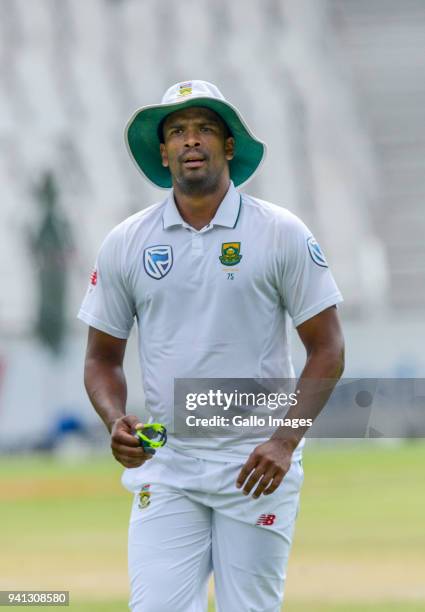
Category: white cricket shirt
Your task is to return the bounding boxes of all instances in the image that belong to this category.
[78,181,343,463]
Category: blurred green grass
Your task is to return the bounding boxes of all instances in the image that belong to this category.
[66,602,425,611]
[1,442,424,611]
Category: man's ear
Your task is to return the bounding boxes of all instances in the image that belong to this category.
[225,137,235,161]
[160,143,169,168]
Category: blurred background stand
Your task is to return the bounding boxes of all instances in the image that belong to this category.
[0,0,424,450]
[30,170,73,355]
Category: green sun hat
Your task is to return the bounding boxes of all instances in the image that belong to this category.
[124,80,267,189]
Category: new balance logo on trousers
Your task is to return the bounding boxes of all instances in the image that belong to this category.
[256,513,276,526]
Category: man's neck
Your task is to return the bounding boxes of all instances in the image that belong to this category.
[173,179,230,231]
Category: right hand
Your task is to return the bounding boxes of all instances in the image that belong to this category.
[110,415,154,468]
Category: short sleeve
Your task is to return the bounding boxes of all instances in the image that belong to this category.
[77,228,135,339]
[278,214,343,327]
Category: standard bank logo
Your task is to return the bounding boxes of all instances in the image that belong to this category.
[144,245,173,279]
[307,236,328,268]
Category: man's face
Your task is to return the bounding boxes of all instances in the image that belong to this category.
[159,107,235,195]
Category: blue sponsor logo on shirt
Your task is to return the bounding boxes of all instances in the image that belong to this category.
[307,236,328,268]
[144,245,173,279]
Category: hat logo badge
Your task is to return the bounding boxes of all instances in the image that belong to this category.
[178,82,192,97]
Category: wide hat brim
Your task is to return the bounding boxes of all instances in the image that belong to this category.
[125,96,266,189]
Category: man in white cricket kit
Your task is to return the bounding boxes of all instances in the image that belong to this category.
[79,80,344,611]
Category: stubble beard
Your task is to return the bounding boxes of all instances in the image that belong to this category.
[174,163,226,197]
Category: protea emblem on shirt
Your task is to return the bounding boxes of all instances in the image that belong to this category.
[138,484,151,510]
[219,242,242,266]
[144,245,173,279]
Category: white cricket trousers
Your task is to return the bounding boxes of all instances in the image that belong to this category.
[124,447,303,612]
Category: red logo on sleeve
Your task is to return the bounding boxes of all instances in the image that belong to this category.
[256,514,276,526]
[90,269,97,286]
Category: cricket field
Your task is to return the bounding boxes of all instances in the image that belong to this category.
[1,442,424,611]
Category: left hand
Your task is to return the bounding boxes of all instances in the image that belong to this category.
[236,439,294,499]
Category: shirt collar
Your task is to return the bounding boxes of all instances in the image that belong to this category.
[162,181,242,230]
[162,192,184,229]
